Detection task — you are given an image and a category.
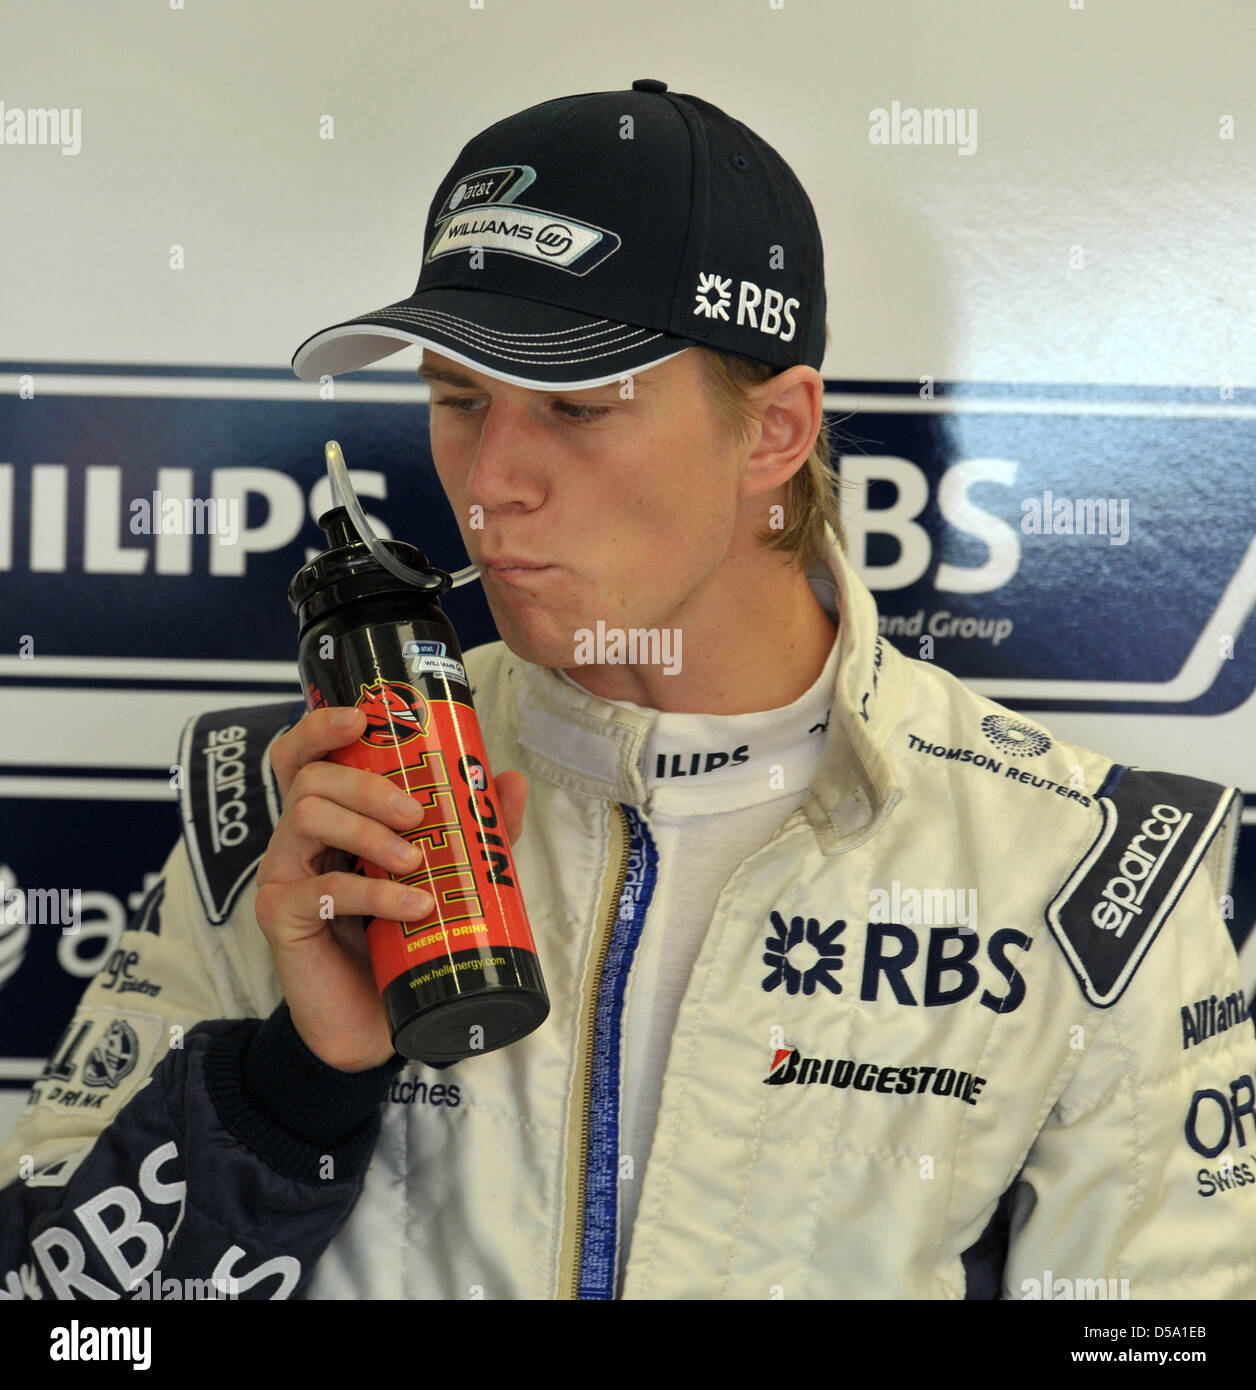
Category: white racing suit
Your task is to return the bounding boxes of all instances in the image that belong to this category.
[0,523,1252,1300]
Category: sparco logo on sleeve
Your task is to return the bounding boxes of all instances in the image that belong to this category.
[177,702,296,925]
[1047,766,1239,1007]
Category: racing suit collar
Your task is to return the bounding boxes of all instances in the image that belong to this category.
[509,523,904,852]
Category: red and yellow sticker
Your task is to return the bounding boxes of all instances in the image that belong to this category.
[322,679,538,986]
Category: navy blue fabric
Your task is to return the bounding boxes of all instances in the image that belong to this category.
[962,1181,1018,1299]
[0,1015,388,1299]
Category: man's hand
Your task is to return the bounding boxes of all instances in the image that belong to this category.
[254,706,529,1073]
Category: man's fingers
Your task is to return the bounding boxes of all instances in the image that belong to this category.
[268,707,528,854]
[269,706,366,802]
[285,759,429,841]
[258,794,427,888]
[495,770,529,846]
[255,870,434,945]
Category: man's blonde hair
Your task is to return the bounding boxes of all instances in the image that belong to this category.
[692,322,847,575]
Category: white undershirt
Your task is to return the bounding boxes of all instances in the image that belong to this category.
[553,619,840,1294]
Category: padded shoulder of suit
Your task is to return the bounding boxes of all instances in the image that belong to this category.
[176,699,305,926]
[1046,763,1241,1008]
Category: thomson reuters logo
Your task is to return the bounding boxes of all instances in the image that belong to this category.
[981,714,1051,758]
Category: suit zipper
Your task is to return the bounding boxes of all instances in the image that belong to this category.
[561,802,630,1299]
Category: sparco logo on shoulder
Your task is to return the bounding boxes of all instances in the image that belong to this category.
[1090,802,1189,936]
[201,725,250,849]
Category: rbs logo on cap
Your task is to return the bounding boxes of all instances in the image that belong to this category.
[693,271,800,344]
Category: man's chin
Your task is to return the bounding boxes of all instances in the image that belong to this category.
[495,627,576,671]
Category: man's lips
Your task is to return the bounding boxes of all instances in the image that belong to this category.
[480,555,550,569]
[485,563,555,584]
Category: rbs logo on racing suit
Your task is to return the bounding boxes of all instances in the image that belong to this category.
[861,924,1031,1012]
[763,917,1031,1014]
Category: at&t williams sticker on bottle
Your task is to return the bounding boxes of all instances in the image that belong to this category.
[402,638,468,687]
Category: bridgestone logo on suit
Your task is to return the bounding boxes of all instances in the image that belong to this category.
[765,1046,988,1106]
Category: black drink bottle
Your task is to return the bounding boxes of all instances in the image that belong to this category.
[288,507,549,1064]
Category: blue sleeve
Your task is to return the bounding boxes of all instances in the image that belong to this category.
[0,1003,403,1301]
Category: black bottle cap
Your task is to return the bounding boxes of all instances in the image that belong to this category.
[318,508,364,551]
[288,506,451,624]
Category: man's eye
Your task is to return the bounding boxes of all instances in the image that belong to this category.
[434,398,612,423]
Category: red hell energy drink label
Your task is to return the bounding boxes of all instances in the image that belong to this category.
[289,508,549,1063]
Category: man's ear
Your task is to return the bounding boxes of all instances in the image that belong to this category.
[739,366,823,498]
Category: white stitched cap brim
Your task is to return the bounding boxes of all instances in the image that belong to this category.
[291,291,698,388]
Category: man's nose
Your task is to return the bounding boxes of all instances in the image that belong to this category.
[462,399,548,507]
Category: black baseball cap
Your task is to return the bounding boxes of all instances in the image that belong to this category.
[291,78,826,389]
